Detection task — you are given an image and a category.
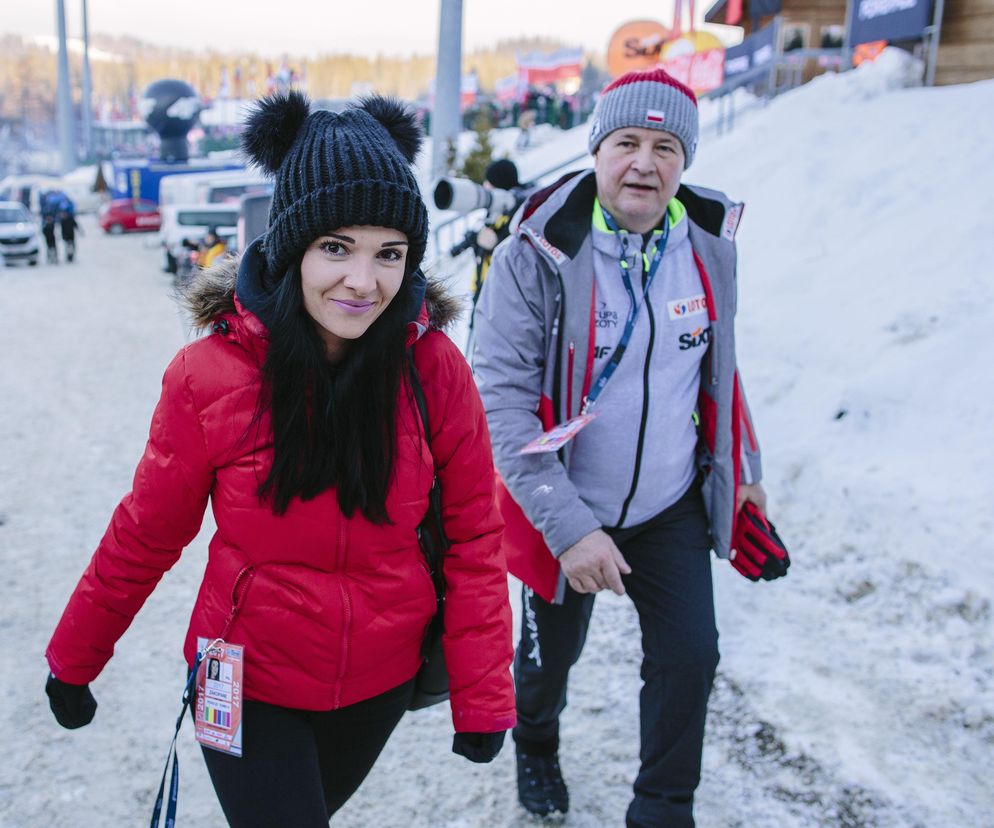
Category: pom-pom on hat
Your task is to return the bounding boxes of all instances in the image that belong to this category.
[241,90,429,283]
[588,68,699,168]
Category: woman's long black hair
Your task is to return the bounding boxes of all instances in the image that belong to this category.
[255,256,416,523]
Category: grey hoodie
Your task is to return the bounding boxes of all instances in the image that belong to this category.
[472,171,761,588]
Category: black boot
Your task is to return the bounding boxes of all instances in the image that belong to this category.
[516,749,569,818]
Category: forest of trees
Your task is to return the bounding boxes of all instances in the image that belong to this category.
[0,33,600,121]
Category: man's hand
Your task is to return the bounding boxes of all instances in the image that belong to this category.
[476,226,499,251]
[559,529,631,595]
[736,482,767,515]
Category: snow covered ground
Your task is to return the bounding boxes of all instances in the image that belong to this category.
[2,50,993,826]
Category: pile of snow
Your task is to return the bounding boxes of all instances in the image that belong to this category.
[2,49,992,826]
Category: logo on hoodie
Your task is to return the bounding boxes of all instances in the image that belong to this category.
[678,326,712,350]
[668,294,708,321]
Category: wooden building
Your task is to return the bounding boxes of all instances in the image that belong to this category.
[937,0,994,84]
[704,0,994,85]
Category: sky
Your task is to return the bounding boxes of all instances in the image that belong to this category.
[2,1,716,58]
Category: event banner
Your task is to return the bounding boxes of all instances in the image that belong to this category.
[749,0,783,17]
[662,32,726,94]
[515,48,584,87]
[723,21,778,81]
[724,40,752,80]
[848,0,934,45]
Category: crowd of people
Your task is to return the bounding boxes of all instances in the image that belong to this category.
[44,68,789,827]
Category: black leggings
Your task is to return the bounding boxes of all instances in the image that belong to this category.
[200,678,415,827]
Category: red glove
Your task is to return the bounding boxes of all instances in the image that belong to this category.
[730,501,790,582]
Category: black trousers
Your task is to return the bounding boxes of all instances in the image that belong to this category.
[200,678,415,827]
[513,481,719,828]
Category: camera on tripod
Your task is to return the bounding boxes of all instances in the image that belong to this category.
[432,177,519,222]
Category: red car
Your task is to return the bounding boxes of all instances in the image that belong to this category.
[98,199,162,234]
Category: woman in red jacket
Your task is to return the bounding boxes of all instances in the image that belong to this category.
[44,92,515,826]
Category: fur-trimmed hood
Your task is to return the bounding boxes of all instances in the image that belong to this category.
[182,237,463,336]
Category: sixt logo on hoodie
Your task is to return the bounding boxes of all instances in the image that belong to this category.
[668,294,708,320]
[678,326,712,350]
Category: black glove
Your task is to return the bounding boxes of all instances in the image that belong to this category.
[452,730,506,764]
[45,673,97,729]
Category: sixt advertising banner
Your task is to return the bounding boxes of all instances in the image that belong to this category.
[848,0,934,45]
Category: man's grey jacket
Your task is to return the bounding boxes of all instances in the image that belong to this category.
[472,170,762,599]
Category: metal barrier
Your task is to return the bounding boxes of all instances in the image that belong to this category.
[703,48,846,136]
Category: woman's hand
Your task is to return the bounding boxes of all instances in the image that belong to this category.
[452,730,507,763]
[45,673,97,729]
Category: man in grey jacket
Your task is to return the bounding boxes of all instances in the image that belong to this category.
[472,67,768,827]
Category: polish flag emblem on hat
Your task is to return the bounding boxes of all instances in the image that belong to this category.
[646,109,666,124]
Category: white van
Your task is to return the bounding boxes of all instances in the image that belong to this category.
[159,203,239,273]
[0,171,105,215]
[158,169,268,208]
[0,175,62,214]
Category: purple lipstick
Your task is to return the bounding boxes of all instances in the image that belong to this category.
[332,299,375,315]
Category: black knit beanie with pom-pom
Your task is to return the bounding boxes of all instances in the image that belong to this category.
[241,90,429,284]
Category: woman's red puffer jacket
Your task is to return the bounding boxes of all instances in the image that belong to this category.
[46,254,515,734]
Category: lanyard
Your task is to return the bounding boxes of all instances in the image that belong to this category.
[583,208,670,413]
[149,651,203,828]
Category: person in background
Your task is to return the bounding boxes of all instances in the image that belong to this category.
[473,68,771,826]
[199,226,227,269]
[467,159,531,304]
[44,91,515,826]
[40,192,59,264]
[58,203,80,263]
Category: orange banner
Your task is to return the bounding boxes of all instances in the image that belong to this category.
[607,20,673,77]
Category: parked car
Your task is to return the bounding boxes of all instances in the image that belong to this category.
[98,199,162,234]
[159,203,238,273]
[0,201,41,266]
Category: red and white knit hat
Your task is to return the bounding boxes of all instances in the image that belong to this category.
[588,67,699,168]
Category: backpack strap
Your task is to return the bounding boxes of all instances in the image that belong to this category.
[406,352,449,598]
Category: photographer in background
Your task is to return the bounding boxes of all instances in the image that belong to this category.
[446,159,532,309]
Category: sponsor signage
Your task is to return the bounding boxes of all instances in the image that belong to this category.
[751,0,783,15]
[607,20,673,77]
[723,21,778,82]
[668,294,709,320]
[516,48,584,87]
[661,31,726,94]
[723,41,752,79]
[848,0,934,45]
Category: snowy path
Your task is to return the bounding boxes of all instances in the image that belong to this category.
[0,220,974,828]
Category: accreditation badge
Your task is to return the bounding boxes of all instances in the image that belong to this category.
[519,413,599,454]
[194,637,245,757]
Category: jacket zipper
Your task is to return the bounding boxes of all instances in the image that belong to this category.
[551,273,566,426]
[615,266,655,528]
[566,341,575,420]
[219,565,256,641]
[334,517,351,708]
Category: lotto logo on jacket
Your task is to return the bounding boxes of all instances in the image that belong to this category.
[668,294,708,320]
[678,326,712,350]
